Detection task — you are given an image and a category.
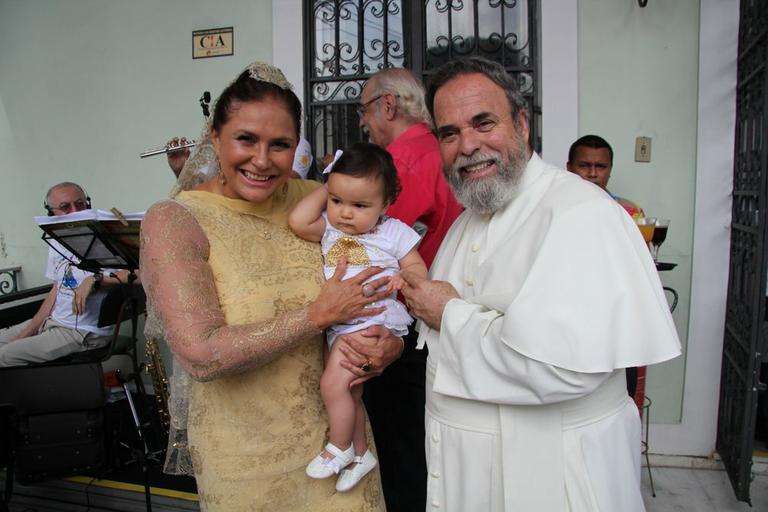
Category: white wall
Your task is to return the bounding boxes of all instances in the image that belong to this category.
[539,1,578,166]
[577,0,702,423]
[575,0,738,454]
[273,0,304,130]
[651,0,737,456]
[0,0,273,287]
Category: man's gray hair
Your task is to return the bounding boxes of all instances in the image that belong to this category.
[369,68,431,124]
[425,57,529,123]
[45,181,87,205]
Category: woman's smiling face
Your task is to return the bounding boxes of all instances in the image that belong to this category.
[212,97,297,203]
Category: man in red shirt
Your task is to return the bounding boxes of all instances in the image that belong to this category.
[357,68,462,511]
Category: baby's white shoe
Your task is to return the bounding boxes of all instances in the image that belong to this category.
[336,449,378,492]
[306,442,355,479]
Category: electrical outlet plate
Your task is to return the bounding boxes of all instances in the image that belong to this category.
[635,136,651,163]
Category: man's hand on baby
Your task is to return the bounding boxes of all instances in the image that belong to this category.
[401,270,460,330]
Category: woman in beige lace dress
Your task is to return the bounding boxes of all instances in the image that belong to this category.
[140,63,398,511]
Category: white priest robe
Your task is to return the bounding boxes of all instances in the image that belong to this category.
[417,153,681,512]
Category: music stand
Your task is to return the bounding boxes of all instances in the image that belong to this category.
[37,210,141,275]
[36,211,158,512]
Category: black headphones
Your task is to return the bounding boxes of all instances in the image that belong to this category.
[44,184,91,215]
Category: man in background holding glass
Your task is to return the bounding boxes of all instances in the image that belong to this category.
[567,134,645,217]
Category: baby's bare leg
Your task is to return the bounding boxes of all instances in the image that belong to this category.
[351,381,367,456]
[343,329,384,458]
[321,340,359,453]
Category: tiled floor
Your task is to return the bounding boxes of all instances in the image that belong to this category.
[642,456,768,511]
[5,456,767,511]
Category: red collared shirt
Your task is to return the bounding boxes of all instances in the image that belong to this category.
[386,123,463,268]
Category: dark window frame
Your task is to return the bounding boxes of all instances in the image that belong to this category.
[303,0,540,176]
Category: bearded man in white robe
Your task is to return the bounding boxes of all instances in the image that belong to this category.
[401,57,681,512]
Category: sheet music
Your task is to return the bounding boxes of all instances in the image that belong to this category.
[34,209,145,226]
[34,209,144,270]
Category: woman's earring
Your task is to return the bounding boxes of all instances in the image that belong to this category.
[217,165,226,186]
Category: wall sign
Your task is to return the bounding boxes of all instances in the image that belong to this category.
[192,27,234,59]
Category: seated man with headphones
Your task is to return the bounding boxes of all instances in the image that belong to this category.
[0,182,128,366]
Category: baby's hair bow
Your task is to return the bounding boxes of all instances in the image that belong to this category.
[322,150,344,174]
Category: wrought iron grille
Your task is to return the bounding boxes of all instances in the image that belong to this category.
[717,0,768,504]
[422,0,537,127]
[0,266,21,296]
[303,0,539,169]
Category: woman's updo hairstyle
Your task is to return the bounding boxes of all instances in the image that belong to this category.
[330,142,401,205]
[211,63,302,138]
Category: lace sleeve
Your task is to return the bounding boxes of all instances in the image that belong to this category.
[140,200,323,382]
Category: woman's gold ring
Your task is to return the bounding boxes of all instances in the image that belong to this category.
[360,359,374,372]
[362,283,375,297]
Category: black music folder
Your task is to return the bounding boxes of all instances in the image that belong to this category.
[34,209,144,272]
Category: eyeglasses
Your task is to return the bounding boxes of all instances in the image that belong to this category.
[50,199,89,213]
[356,93,399,117]
[356,94,385,117]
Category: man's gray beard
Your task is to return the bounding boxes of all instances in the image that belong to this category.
[446,143,528,214]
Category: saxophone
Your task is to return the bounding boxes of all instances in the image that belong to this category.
[144,337,170,438]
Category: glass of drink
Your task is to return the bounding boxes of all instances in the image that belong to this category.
[635,217,656,252]
[650,218,670,262]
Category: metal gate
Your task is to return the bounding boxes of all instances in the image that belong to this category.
[302,0,539,167]
[717,0,768,503]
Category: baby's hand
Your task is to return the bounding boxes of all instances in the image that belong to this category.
[388,273,407,292]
